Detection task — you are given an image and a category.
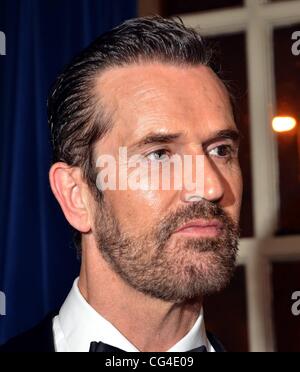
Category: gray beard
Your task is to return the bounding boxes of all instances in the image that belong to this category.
[95,199,240,303]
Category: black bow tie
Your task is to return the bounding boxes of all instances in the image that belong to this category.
[89,341,207,353]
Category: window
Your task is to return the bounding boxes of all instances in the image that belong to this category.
[161,0,244,16]
[273,24,300,235]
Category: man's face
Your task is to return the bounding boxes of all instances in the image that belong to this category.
[91,62,243,303]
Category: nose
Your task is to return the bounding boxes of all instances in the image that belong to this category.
[181,155,225,204]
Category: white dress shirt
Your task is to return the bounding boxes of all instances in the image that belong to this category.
[53,278,215,352]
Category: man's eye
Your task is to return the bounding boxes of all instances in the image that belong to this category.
[146,149,170,161]
[208,145,235,159]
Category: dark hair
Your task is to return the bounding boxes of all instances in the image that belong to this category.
[47,16,219,252]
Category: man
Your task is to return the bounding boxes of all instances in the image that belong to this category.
[1,16,242,352]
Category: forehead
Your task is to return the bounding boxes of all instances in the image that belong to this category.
[95,62,235,144]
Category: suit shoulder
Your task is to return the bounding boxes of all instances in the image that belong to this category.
[0,312,57,352]
[207,332,226,352]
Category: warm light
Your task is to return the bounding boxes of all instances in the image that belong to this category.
[272,116,297,133]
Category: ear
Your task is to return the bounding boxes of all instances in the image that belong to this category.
[49,163,92,233]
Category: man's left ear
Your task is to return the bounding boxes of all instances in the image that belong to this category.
[49,163,92,233]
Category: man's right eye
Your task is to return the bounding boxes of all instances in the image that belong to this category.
[146,149,170,161]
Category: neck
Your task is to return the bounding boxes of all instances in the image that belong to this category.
[78,239,203,352]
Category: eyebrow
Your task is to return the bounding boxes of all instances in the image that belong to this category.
[202,129,241,148]
[131,132,183,148]
[130,129,241,150]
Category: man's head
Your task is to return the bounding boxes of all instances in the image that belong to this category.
[49,17,243,304]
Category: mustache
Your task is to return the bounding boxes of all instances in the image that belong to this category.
[155,200,239,241]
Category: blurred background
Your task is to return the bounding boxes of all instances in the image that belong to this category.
[0,0,299,352]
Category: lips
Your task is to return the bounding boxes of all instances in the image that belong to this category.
[174,219,223,237]
[175,219,223,232]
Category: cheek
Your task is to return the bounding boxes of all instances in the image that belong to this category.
[224,165,243,221]
[103,189,174,231]
[219,163,243,221]
[235,165,243,205]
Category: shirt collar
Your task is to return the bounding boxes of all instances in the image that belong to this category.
[54,278,214,352]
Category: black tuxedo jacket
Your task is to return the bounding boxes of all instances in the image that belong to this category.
[0,312,226,352]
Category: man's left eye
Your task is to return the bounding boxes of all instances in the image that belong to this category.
[208,145,235,158]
